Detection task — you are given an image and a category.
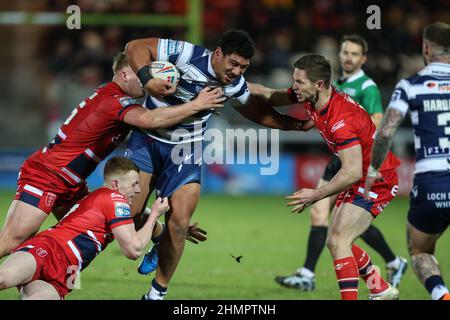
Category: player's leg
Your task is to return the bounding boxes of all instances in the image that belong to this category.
[407,222,449,300]
[0,201,48,258]
[0,251,37,290]
[145,183,200,300]
[360,224,407,287]
[275,178,335,291]
[20,280,61,300]
[327,203,392,300]
[406,171,450,300]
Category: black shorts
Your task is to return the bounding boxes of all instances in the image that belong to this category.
[322,154,342,181]
[408,171,450,234]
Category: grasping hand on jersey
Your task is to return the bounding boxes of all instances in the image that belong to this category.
[191,87,227,111]
[150,197,170,218]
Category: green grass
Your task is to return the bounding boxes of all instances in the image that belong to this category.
[0,190,449,300]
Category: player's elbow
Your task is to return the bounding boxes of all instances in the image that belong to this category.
[124,249,141,260]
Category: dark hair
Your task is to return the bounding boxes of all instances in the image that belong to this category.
[112,51,129,73]
[216,29,255,59]
[294,54,332,87]
[340,34,368,55]
[104,156,139,178]
[423,22,450,49]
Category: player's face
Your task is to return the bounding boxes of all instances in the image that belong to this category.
[118,170,141,203]
[339,41,367,74]
[123,66,146,98]
[212,48,250,85]
[292,69,318,102]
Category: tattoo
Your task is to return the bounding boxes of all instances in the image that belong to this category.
[412,253,442,284]
[371,108,404,169]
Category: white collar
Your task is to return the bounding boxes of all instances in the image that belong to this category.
[344,69,365,83]
[208,53,218,78]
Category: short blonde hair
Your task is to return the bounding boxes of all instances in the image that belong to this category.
[112,51,129,74]
[104,156,139,179]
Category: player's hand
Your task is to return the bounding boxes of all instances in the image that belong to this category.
[364,168,383,201]
[145,78,177,97]
[186,222,207,244]
[151,197,170,217]
[191,87,227,111]
[286,188,319,214]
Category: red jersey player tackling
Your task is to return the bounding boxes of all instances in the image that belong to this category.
[285,54,401,300]
[0,52,225,258]
[0,157,169,299]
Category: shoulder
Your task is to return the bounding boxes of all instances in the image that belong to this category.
[360,76,378,91]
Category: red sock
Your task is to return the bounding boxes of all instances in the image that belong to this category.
[333,256,359,300]
[351,244,389,294]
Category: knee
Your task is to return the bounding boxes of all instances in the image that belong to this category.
[167,214,190,236]
[326,232,351,255]
[0,234,21,257]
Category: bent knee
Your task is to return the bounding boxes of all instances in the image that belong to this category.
[0,269,14,290]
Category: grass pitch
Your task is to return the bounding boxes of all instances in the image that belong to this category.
[0,190,448,300]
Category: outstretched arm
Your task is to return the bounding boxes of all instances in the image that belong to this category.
[234,83,309,131]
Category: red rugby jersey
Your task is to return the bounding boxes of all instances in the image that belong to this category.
[303,87,400,181]
[38,187,133,270]
[31,82,140,185]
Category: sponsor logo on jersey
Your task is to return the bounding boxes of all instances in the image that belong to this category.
[168,40,184,56]
[45,192,57,208]
[331,120,346,133]
[111,193,124,199]
[114,201,131,218]
[36,248,48,257]
[119,96,138,108]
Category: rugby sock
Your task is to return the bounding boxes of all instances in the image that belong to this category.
[303,226,328,272]
[146,278,167,300]
[425,275,449,300]
[360,225,396,264]
[352,244,389,295]
[333,256,359,300]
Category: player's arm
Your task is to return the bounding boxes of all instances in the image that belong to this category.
[112,198,169,260]
[233,94,307,131]
[125,37,175,97]
[247,83,296,107]
[123,87,226,130]
[286,144,362,213]
[369,107,405,171]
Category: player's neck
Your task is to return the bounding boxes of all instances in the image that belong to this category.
[342,68,362,79]
[314,87,333,111]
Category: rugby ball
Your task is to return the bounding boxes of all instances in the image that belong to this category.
[150,61,180,85]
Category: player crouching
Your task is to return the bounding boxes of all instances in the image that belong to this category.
[0,157,168,300]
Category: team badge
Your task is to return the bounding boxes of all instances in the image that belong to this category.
[114,201,131,218]
[45,192,57,208]
[118,96,138,108]
[36,248,48,257]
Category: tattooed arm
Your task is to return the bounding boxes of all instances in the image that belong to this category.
[364,108,404,200]
[370,108,405,169]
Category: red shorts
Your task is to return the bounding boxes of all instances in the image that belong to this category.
[15,155,88,214]
[13,235,76,299]
[336,169,399,217]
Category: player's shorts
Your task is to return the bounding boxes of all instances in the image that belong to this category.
[125,130,202,197]
[15,155,89,215]
[408,171,450,234]
[13,235,74,299]
[336,169,398,217]
[323,154,342,181]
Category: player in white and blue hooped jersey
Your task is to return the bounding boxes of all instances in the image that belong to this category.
[366,22,450,300]
[123,30,304,300]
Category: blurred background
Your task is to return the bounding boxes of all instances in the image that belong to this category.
[0,0,449,195]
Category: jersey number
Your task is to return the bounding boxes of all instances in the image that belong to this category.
[437,112,450,148]
[63,92,98,126]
